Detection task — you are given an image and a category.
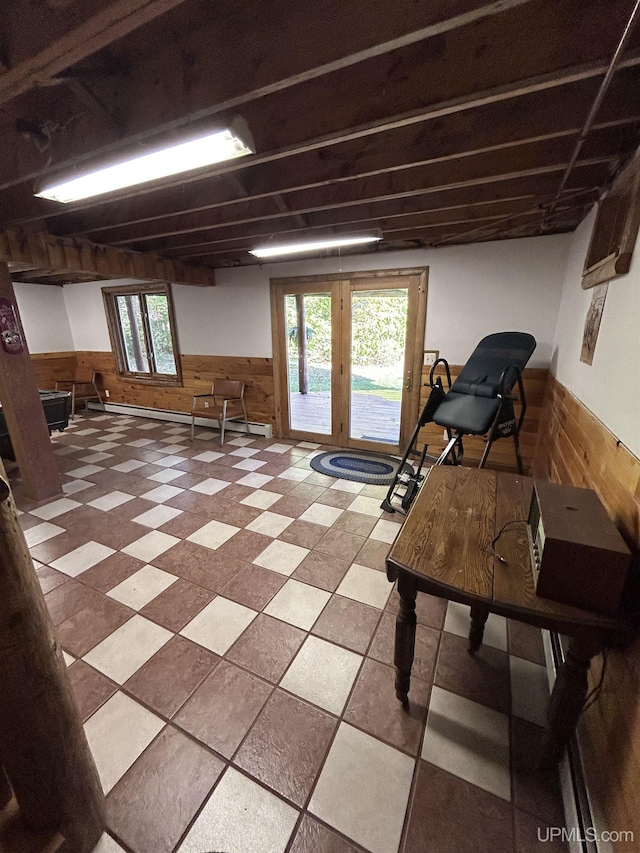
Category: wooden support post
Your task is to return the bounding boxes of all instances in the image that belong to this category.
[0,461,105,852]
[295,294,308,394]
[0,264,61,501]
[0,765,12,810]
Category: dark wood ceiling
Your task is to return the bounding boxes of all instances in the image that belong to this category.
[1,0,640,282]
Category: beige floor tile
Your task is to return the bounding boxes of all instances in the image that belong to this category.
[280,635,362,714]
[444,601,508,651]
[190,477,231,495]
[25,522,64,547]
[309,723,414,853]
[369,518,402,544]
[180,596,257,654]
[253,540,309,576]
[133,504,183,529]
[88,491,135,511]
[264,580,331,630]
[246,511,294,538]
[187,520,240,550]
[348,495,384,517]
[123,530,181,562]
[84,691,164,794]
[241,490,281,510]
[31,498,81,520]
[299,503,343,527]
[336,564,393,609]
[421,685,511,801]
[51,541,116,577]
[107,564,178,609]
[83,615,172,683]
[510,655,549,727]
[178,767,297,853]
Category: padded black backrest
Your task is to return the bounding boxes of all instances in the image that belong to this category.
[450,331,536,398]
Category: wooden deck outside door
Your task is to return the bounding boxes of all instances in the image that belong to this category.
[270,268,428,452]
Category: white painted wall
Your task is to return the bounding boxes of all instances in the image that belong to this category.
[551,208,640,457]
[13,281,74,353]
[175,233,570,366]
[14,234,570,368]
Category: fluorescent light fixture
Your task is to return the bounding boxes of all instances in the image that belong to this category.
[36,120,254,203]
[250,235,382,258]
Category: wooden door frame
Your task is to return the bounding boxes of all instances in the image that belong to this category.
[270,268,428,448]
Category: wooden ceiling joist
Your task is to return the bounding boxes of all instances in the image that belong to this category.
[0,229,215,286]
[0,0,190,105]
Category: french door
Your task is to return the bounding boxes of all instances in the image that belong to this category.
[270,269,428,453]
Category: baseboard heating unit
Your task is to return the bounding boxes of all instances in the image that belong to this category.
[87,402,273,438]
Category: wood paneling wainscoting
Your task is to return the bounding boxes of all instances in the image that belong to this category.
[30,352,78,390]
[417,363,548,472]
[31,351,276,426]
[534,373,640,851]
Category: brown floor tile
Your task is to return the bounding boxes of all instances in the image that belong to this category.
[106,496,155,521]
[165,490,220,514]
[36,564,69,594]
[167,472,206,490]
[125,635,219,718]
[508,620,546,666]
[312,594,381,654]
[314,529,365,562]
[226,613,305,682]
[18,513,43,531]
[235,689,337,807]
[92,517,154,550]
[269,495,313,518]
[435,631,511,715]
[515,809,569,853]
[344,658,430,754]
[52,504,111,532]
[140,578,215,632]
[107,725,224,853]
[293,551,351,592]
[385,589,447,630]
[511,718,565,826]
[220,483,255,502]
[78,552,146,593]
[369,611,440,683]
[30,530,92,564]
[354,538,390,571]
[333,510,377,537]
[404,762,514,853]
[279,519,327,549]
[220,565,287,611]
[315,489,356,509]
[261,478,297,495]
[217,529,273,562]
[67,660,117,722]
[289,482,326,502]
[289,815,362,853]
[44,580,103,626]
[174,660,272,758]
[56,596,134,657]
[208,502,262,527]
[158,511,207,539]
[153,541,246,591]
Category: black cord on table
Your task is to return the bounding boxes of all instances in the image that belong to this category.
[489,518,527,563]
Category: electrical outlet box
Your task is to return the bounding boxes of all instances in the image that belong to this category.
[204,401,209,408]
[423,350,438,366]
[104,389,110,398]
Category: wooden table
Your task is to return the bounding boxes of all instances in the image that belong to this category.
[386,466,621,764]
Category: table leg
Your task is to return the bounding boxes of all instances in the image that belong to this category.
[468,603,490,654]
[394,573,418,705]
[542,629,604,765]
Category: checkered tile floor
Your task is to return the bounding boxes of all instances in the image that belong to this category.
[11,412,567,853]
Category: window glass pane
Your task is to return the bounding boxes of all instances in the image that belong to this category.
[286,292,332,434]
[145,293,177,375]
[116,295,149,372]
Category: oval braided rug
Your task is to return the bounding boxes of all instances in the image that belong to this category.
[310,449,412,485]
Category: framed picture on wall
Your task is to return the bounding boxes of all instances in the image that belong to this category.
[580,283,608,365]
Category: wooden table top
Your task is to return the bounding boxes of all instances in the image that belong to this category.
[387,466,620,634]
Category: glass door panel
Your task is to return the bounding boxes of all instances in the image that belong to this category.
[349,289,408,445]
[285,292,332,435]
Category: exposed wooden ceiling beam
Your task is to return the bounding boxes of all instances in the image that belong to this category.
[0,0,637,200]
[92,133,621,248]
[16,65,638,234]
[166,194,591,259]
[0,228,215,286]
[0,0,190,104]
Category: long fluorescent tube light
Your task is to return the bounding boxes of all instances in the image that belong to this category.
[36,122,255,204]
[250,235,382,258]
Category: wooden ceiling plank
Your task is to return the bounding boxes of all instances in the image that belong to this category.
[0,0,190,104]
[31,67,640,237]
[98,133,625,247]
[0,0,637,199]
[142,165,606,257]
[0,228,215,286]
